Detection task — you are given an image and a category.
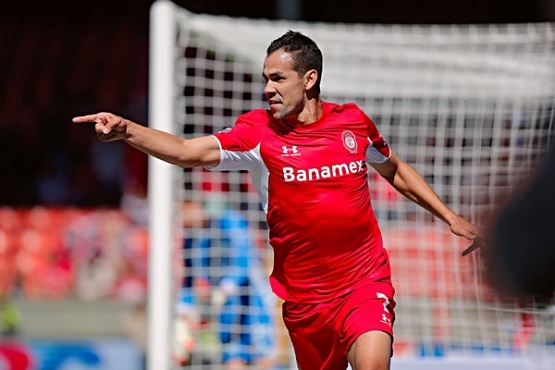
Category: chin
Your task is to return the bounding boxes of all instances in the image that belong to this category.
[270,110,283,120]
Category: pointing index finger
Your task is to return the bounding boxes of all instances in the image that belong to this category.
[72,114,100,123]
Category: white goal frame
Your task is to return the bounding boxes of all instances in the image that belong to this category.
[148,2,176,370]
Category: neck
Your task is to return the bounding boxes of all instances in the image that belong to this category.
[289,97,323,126]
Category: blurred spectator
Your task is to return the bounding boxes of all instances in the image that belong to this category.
[0,294,21,337]
[63,209,131,301]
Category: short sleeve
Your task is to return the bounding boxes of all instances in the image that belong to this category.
[208,111,265,171]
[365,115,391,163]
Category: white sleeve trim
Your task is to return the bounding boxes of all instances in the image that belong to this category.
[204,139,269,213]
[205,136,261,172]
[366,138,391,163]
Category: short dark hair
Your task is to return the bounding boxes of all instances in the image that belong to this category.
[267,30,323,93]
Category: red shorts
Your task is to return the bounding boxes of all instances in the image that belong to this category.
[282,279,395,370]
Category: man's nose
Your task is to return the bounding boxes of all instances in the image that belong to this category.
[264,80,275,95]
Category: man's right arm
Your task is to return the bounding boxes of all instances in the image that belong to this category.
[72,112,221,168]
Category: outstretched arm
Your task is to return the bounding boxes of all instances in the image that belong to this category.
[370,152,481,240]
[72,112,221,168]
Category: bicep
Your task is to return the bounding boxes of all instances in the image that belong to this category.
[181,136,221,168]
[369,152,400,184]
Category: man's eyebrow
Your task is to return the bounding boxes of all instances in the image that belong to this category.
[262,71,285,79]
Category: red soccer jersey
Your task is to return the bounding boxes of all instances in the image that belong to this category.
[211,102,392,303]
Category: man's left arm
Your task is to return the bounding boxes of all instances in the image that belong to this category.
[370,152,481,240]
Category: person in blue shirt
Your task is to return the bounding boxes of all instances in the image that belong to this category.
[176,196,276,369]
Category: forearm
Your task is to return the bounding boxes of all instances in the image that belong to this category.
[123,120,187,166]
[123,119,220,168]
[372,153,480,239]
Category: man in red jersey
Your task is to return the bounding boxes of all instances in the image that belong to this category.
[73,31,481,370]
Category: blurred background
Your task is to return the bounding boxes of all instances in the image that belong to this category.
[0,1,554,369]
[1,0,554,207]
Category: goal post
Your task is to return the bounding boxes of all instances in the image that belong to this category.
[148,1,555,368]
[148,1,177,370]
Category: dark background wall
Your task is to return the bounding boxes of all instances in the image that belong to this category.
[174,0,555,23]
[0,0,553,207]
[3,0,553,23]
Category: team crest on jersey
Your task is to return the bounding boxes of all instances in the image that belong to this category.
[341,130,358,154]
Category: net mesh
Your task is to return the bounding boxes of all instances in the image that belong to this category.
[163,5,555,368]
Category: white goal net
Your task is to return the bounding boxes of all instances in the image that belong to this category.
[148,1,555,369]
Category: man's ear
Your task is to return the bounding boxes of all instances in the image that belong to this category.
[304,69,318,91]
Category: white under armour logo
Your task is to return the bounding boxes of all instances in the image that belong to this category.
[282,145,299,155]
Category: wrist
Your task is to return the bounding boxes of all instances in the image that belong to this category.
[443,212,459,227]
[121,118,136,142]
